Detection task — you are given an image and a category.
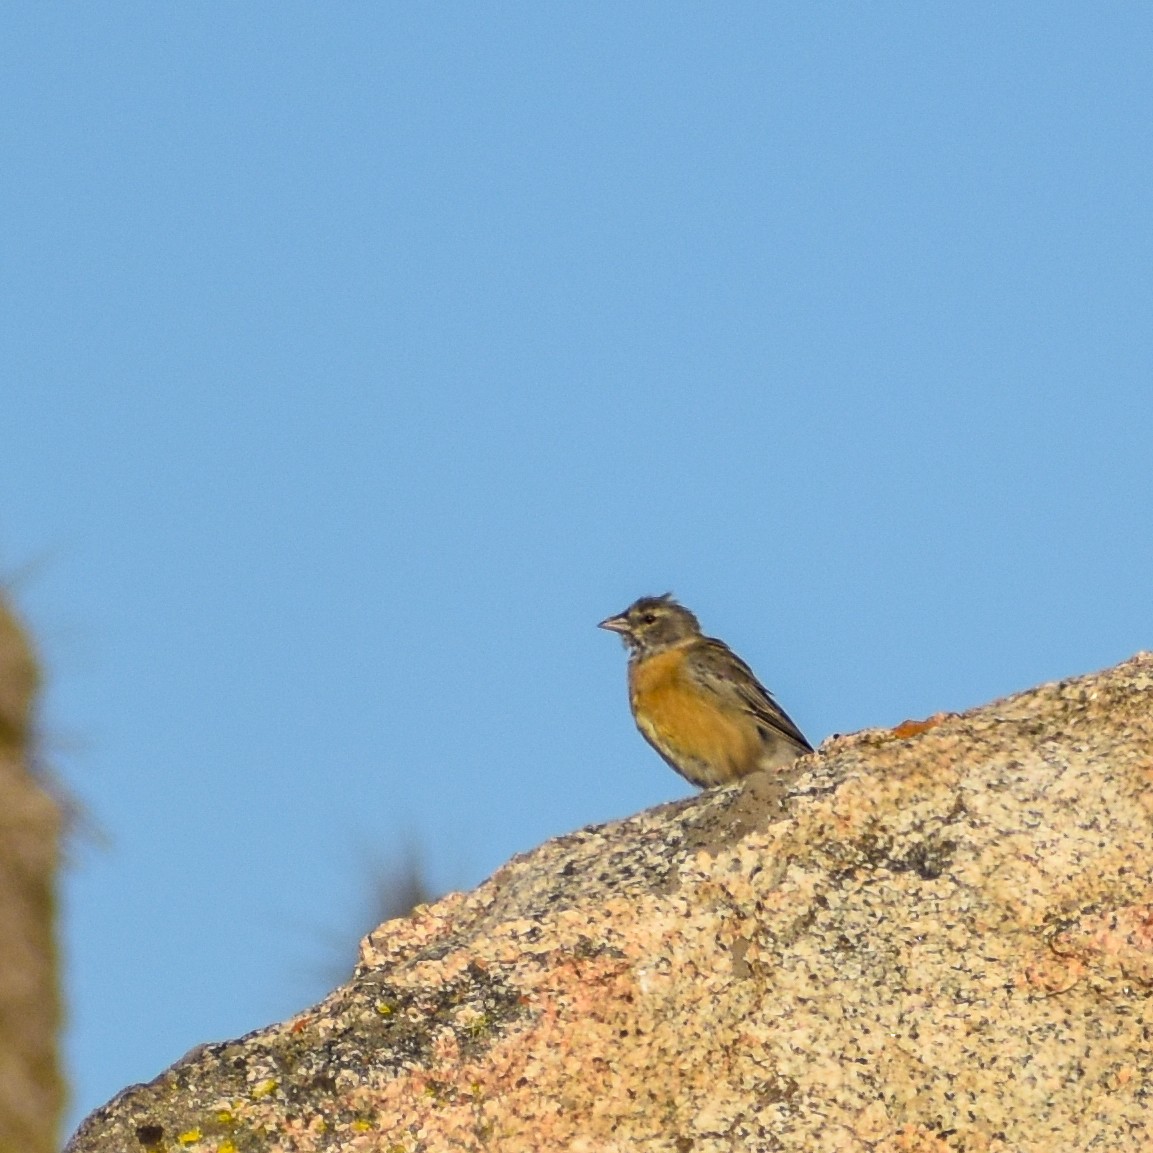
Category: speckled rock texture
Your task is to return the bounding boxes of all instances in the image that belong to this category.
[68,654,1153,1153]
[0,597,63,1153]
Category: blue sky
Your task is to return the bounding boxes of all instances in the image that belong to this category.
[2,3,1151,1131]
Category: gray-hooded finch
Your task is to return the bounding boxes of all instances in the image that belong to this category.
[599,594,812,788]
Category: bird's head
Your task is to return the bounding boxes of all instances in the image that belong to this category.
[598,594,702,656]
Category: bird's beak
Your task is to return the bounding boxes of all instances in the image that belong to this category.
[598,613,630,634]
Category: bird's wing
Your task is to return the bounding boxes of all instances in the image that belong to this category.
[686,637,814,752]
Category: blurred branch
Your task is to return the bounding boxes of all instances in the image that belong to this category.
[0,592,65,1153]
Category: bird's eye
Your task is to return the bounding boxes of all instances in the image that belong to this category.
[640,612,656,625]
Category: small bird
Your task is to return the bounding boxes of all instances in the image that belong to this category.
[599,594,812,788]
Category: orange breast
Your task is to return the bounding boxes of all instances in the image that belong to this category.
[628,647,761,785]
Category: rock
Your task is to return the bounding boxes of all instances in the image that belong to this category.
[67,654,1153,1152]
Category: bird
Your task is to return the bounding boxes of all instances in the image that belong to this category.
[598,594,812,788]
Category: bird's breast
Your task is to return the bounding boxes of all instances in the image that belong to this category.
[628,647,760,782]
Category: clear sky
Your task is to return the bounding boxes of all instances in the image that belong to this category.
[3,3,1151,1132]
